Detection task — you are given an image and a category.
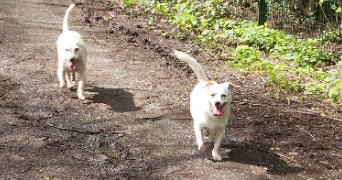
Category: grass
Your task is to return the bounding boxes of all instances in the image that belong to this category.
[120,0,342,103]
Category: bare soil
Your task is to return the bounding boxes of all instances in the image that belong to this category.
[1,0,342,179]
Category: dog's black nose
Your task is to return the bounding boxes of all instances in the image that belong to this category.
[70,57,75,62]
[215,102,220,106]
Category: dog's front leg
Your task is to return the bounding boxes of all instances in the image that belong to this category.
[194,124,205,151]
[57,68,66,88]
[77,71,86,100]
[65,72,73,88]
[212,129,225,161]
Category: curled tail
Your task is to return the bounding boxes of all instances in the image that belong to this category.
[174,50,208,82]
[63,4,75,32]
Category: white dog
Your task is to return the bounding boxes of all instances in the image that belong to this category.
[57,4,87,100]
[174,50,237,161]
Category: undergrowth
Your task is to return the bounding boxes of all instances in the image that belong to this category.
[120,0,342,103]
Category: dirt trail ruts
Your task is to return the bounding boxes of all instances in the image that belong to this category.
[0,0,341,179]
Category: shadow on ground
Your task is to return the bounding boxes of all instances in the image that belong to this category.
[87,86,141,112]
[219,142,303,175]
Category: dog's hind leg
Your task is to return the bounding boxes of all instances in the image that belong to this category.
[77,71,86,100]
[212,129,225,161]
[71,73,76,82]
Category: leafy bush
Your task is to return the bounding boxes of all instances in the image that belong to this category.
[317,30,342,44]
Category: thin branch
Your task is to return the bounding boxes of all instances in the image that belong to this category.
[275,153,305,169]
[296,125,316,141]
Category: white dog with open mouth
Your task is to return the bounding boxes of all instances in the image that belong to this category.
[57,4,87,100]
[174,50,236,161]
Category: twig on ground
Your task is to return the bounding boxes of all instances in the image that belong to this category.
[296,125,316,141]
[275,153,305,169]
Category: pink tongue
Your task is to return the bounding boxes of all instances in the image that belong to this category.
[70,62,76,70]
[213,106,223,116]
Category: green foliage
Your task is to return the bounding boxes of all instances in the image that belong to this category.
[153,3,170,17]
[331,4,342,14]
[317,30,342,44]
[122,0,139,7]
[121,0,342,103]
[329,80,342,102]
[326,70,342,102]
[232,45,260,65]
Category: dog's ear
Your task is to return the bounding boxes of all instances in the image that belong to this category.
[199,81,217,88]
[226,82,238,90]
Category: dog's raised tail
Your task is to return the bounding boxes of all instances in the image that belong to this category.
[63,4,75,32]
[174,50,208,82]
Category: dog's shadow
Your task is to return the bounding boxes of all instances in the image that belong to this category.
[202,141,303,175]
[87,86,141,112]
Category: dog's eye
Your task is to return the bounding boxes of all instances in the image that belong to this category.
[210,93,216,97]
[65,48,69,51]
[221,94,226,98]
[75,48,79,51]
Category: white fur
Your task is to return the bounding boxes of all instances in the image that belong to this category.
[57,4,87,100]
[174,50,236,161]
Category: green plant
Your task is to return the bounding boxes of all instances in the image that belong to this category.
[121,0,342,103]
[122,0,139,7]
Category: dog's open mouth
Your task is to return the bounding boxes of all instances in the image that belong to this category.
[69,61,76,70]
[212,102,227,116]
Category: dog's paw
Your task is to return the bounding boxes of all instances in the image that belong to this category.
[59,78,66,88]
[212,150,222,161]
[198,144,206,152]
[202,130,209,136]
[78,95,85,100]
[67,82,73,88]
[69,80,77,87]
[66,79,76,88]
[78,91,85,100]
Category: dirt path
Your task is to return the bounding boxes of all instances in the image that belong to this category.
[1,0,341,179]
